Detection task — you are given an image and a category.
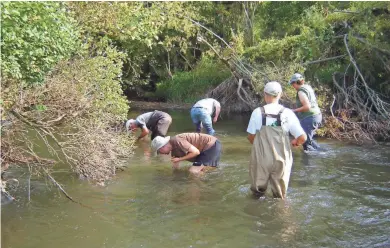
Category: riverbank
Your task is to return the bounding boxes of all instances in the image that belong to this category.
[130,100,193,110]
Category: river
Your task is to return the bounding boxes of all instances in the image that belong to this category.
[2,109,390,248]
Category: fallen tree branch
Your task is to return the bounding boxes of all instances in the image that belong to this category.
[343,34,389,119]
[304,55,346,65]
[237,78,255,108]
[44,169,92,208]
[353,35,390,56]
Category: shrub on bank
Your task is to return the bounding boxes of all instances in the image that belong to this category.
[154,58,231,104]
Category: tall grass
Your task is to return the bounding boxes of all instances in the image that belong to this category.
[155,58,231,103]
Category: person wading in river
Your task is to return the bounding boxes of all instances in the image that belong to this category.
[289,73,322,151]
[190,98,221,136]
[151,133,221,175]
[247,81,307,199]
[126,110,172,141]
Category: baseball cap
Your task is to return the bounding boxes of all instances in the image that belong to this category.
[289,73,304,84]
[151,136,170,153]
[264,81,282,97]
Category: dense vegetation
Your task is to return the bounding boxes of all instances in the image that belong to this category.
[1,2,389,199]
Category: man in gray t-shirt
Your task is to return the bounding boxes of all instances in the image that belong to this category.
[126,110,172,141]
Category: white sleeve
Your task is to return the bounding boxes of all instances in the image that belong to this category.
[247,108,262,134]
[284,109,305,138]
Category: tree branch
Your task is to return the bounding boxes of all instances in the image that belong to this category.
[304,55,346,65]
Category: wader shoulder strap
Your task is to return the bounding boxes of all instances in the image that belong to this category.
[260,107,285,126]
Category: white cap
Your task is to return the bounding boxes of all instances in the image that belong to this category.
[264,81,282,97]
[289,73,304,84]
[125,119,136,131]
[151,136,170,152]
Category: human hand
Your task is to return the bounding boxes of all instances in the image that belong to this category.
[291,139,299,147]
[213,117,217,123]
[171,157,181,163]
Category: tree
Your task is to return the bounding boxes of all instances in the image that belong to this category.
[1,2,80,84]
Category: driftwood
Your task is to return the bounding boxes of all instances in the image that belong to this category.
[206,76,259,114]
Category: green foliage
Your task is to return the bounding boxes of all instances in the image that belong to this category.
[52,51,129,120]
[254,2,317,39]
[67,2,201,88]
[1,2,80,84]
[155,58,230,103]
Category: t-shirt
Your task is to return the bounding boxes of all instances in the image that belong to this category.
[246,103,305,139]
[193,98,221,116]
[135,112,154,128]
[170,133,217,161]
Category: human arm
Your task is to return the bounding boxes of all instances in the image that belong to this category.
[213,105,221,123]
[293,91,311,113]
[291,133,307,147]
[137,127,149,140]
[247,134,256,144]
[171,145,200,164]
[285,109,307,146]
[246,108,261,144]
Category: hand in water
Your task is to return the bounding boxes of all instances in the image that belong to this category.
[171,157,181,163]
[172,161,180,169]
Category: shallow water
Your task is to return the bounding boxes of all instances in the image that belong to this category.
[2,109,390,248]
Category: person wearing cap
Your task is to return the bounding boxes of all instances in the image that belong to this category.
[247,81,307,199]
[151,133,222,174]
[126,110,172,141]
[289,73,322,151]
[190,98,221,136]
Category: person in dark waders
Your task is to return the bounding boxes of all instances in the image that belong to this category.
[289,73,322,152]
[247,82,307,199]
[126,110,172,141]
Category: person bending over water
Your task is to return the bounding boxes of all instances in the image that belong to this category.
[151,133,222,175]
[190,98,221,136]
[126,110,172,141]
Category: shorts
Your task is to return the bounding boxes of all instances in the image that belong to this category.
[149,111,172,140]
[192,140,221,167]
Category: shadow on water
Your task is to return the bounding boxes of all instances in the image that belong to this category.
[2,109,390,248]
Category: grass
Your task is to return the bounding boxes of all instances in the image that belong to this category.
[154,58,231,104]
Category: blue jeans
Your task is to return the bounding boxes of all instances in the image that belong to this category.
[190,107,215,135]
[300,113,322,151]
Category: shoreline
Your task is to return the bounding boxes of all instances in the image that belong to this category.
[129,100,192,110]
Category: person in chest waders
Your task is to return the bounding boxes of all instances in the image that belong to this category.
[247,82,307,199]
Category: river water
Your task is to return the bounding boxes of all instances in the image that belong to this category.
[2,109,390,248]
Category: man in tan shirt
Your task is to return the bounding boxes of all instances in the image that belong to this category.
[151,133,222,174]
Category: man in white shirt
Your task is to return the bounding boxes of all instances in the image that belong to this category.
[247,81,307,199]
[190,98,221,136]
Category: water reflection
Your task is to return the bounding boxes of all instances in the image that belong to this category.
[2,110,390,248]
[137,140,152,162]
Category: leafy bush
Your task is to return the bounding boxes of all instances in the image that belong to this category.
[155,58,230,103]
[2,47,133,183]
[1,2,80,84]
